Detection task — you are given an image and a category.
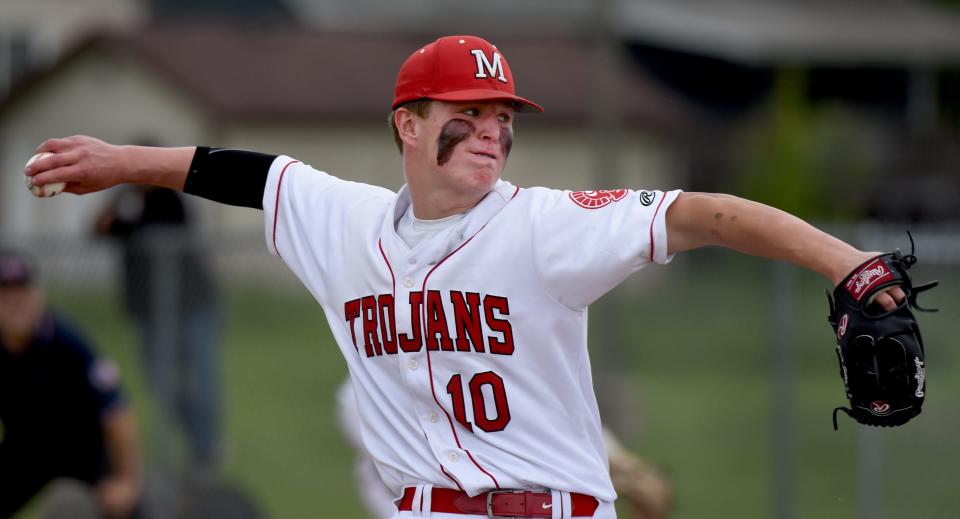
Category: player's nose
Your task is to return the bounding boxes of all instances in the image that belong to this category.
[475,113,501,141]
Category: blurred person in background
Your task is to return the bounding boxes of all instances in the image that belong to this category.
[0,249,143,519]
[94,183,224,475]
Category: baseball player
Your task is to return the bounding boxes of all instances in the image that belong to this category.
[25,35,905,518]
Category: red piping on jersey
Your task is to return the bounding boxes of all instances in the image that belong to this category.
[648,192,668,262]
[420,230,501,489]
[374,185,520,491]
[440,464,465,491]
[378,239,397,293]
[381,239,465,490]
[270,159,300,258]
[416,185,520,490]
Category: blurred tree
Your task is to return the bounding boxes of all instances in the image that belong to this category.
[941,67,960,131]
[732,68,875,221]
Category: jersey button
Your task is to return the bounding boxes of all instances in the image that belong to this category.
[408,359,419,370]
[447,452,459,462]
[403,277,414,288]
[407,257,417,264]
[429,412,439,423]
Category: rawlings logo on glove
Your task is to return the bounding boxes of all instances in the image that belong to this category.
[846,259,893,300]
[826,234,938,430]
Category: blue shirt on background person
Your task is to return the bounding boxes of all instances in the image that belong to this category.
[0,249,143,519]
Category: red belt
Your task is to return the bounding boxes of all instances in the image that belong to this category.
[398,487,599,517]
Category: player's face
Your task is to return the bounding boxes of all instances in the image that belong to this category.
[419,100,515,196]
[0,285,44,349]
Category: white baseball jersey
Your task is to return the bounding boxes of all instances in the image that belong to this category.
[263,157,680,517]
[337,378,399,519]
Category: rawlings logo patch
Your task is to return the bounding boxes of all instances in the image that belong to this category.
[844,258,894,302]
[569,189,628,209]
[870,401,892,415]
[837,314,849,340]
[639,190,656,206]
[914,357,925,398]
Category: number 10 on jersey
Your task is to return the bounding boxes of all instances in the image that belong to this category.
[446,371,511,432]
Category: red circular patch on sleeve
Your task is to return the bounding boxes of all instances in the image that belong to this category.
[568,189,628,209]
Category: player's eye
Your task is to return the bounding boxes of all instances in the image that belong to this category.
[497,113,512,123]
[462,108,480,116]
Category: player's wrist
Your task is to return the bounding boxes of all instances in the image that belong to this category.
[118,145,194,190]
[828,250,880,286]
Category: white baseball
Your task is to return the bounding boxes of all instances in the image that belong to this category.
[24,152,66,198]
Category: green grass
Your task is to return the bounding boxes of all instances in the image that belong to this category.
[20,253,960,519]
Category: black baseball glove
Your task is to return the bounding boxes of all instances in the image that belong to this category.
[826,236,938,429]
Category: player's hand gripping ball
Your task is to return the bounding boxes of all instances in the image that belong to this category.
[24,152,66,197]
[826,235,938,429]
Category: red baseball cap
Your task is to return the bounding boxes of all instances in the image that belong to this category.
[392,35,544,113]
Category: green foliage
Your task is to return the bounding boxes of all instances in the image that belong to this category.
[733,68,875,221]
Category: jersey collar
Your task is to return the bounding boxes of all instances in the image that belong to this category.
[382,180,518,255]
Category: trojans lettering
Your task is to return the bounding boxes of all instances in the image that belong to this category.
[344,291,514,358]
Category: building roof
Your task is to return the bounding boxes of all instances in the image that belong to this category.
[0,24,700,132]
[285,0,960,65]
[618,0,960,65]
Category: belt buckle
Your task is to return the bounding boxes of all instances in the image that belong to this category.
[485,488,550,519]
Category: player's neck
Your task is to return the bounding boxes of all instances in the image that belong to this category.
[404,175,483,221]
[408,195,476,220]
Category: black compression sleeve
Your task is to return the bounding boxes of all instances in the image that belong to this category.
[183,146,278,209]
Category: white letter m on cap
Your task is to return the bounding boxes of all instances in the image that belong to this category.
[471,50,508,83]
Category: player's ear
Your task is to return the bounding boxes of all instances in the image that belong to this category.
[394,108,420,147]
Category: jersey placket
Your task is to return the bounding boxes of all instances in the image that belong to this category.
[423,240,506,493]
[386,247,456,486]
[397,239,495,491]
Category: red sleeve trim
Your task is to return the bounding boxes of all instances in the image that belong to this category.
[270,159,300,258]
[648,193,668,262]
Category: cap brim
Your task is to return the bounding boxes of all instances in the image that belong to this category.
[426,89,544,113]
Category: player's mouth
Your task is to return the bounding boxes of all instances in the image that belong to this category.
[472,151,498,161]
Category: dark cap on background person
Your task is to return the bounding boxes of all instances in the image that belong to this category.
[0,250,36,287]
